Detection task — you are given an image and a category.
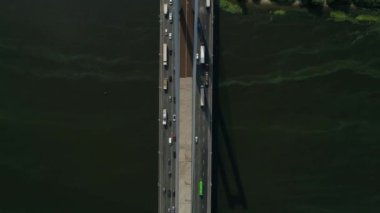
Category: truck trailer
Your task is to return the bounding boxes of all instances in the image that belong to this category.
[163,3,168,16]
[163,43,168,67]
[206,0,211,8]
[200,45,205,64]
[200,85,205,108]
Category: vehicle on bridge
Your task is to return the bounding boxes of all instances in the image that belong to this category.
[206,0,211,9]
[163,3,168,16]
[205,71,209,86]
[163,43,168,67]
[199,180,204,197]
[163,78,168,92]
[200,85,205,108]
[200,44,205,64]
[163,109,167,126]
[169,12,173,23]
[168,137,172,145]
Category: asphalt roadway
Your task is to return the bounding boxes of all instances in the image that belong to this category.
[192,0,213,212]
[158,0,178,212]
[159,0,213,212]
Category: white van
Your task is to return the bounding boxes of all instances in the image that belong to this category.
[169,12,173,23]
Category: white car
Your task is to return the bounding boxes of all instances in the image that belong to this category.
[172,114,176,122]
[169,0,173,5]
[195,136,198,144]
[196,53,199,60]
[168,137,172,145]
[165,28,168,36]
[169,12,173,23]
[163,109,167,126]
[169,32,172,40]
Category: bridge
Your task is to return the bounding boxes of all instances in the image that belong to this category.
[158,0,213,212]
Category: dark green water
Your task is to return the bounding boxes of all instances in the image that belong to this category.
[213,7,380,213]
[1,1,380,212]
[0,0,158,212]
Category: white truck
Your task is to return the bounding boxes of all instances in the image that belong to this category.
[163,43,168,67]
[163,3,168,16]
[163,109,167,126]
[200,45,205,64]
[200,85,205,108]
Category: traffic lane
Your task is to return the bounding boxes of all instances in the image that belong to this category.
[193,77,202,211]
[162,19,174,212]
[163,108,170,210]
[160,0,177,211]
[195,77,210,212]
[195,43,209,208]
[197,7,211,63]
[196,60,211,212]
[166,1,178,207]
[200,104,209,213]
[168,91,175,206]
[167,10,176,205]
[160,28,167,213]
[197,2,213,212]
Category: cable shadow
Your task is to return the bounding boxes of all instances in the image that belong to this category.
[212,0,248,212]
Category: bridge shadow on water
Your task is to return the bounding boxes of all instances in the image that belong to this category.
[211,0,248,212]
[236,0,248,15]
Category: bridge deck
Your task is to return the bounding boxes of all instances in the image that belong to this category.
[178,77,193,213]
[177,0,195,212]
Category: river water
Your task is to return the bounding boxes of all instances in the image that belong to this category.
[213,6,380,213]
[0,0,158,212]
[0,1,379,212]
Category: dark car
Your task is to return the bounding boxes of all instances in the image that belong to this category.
[204,63,209,70]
